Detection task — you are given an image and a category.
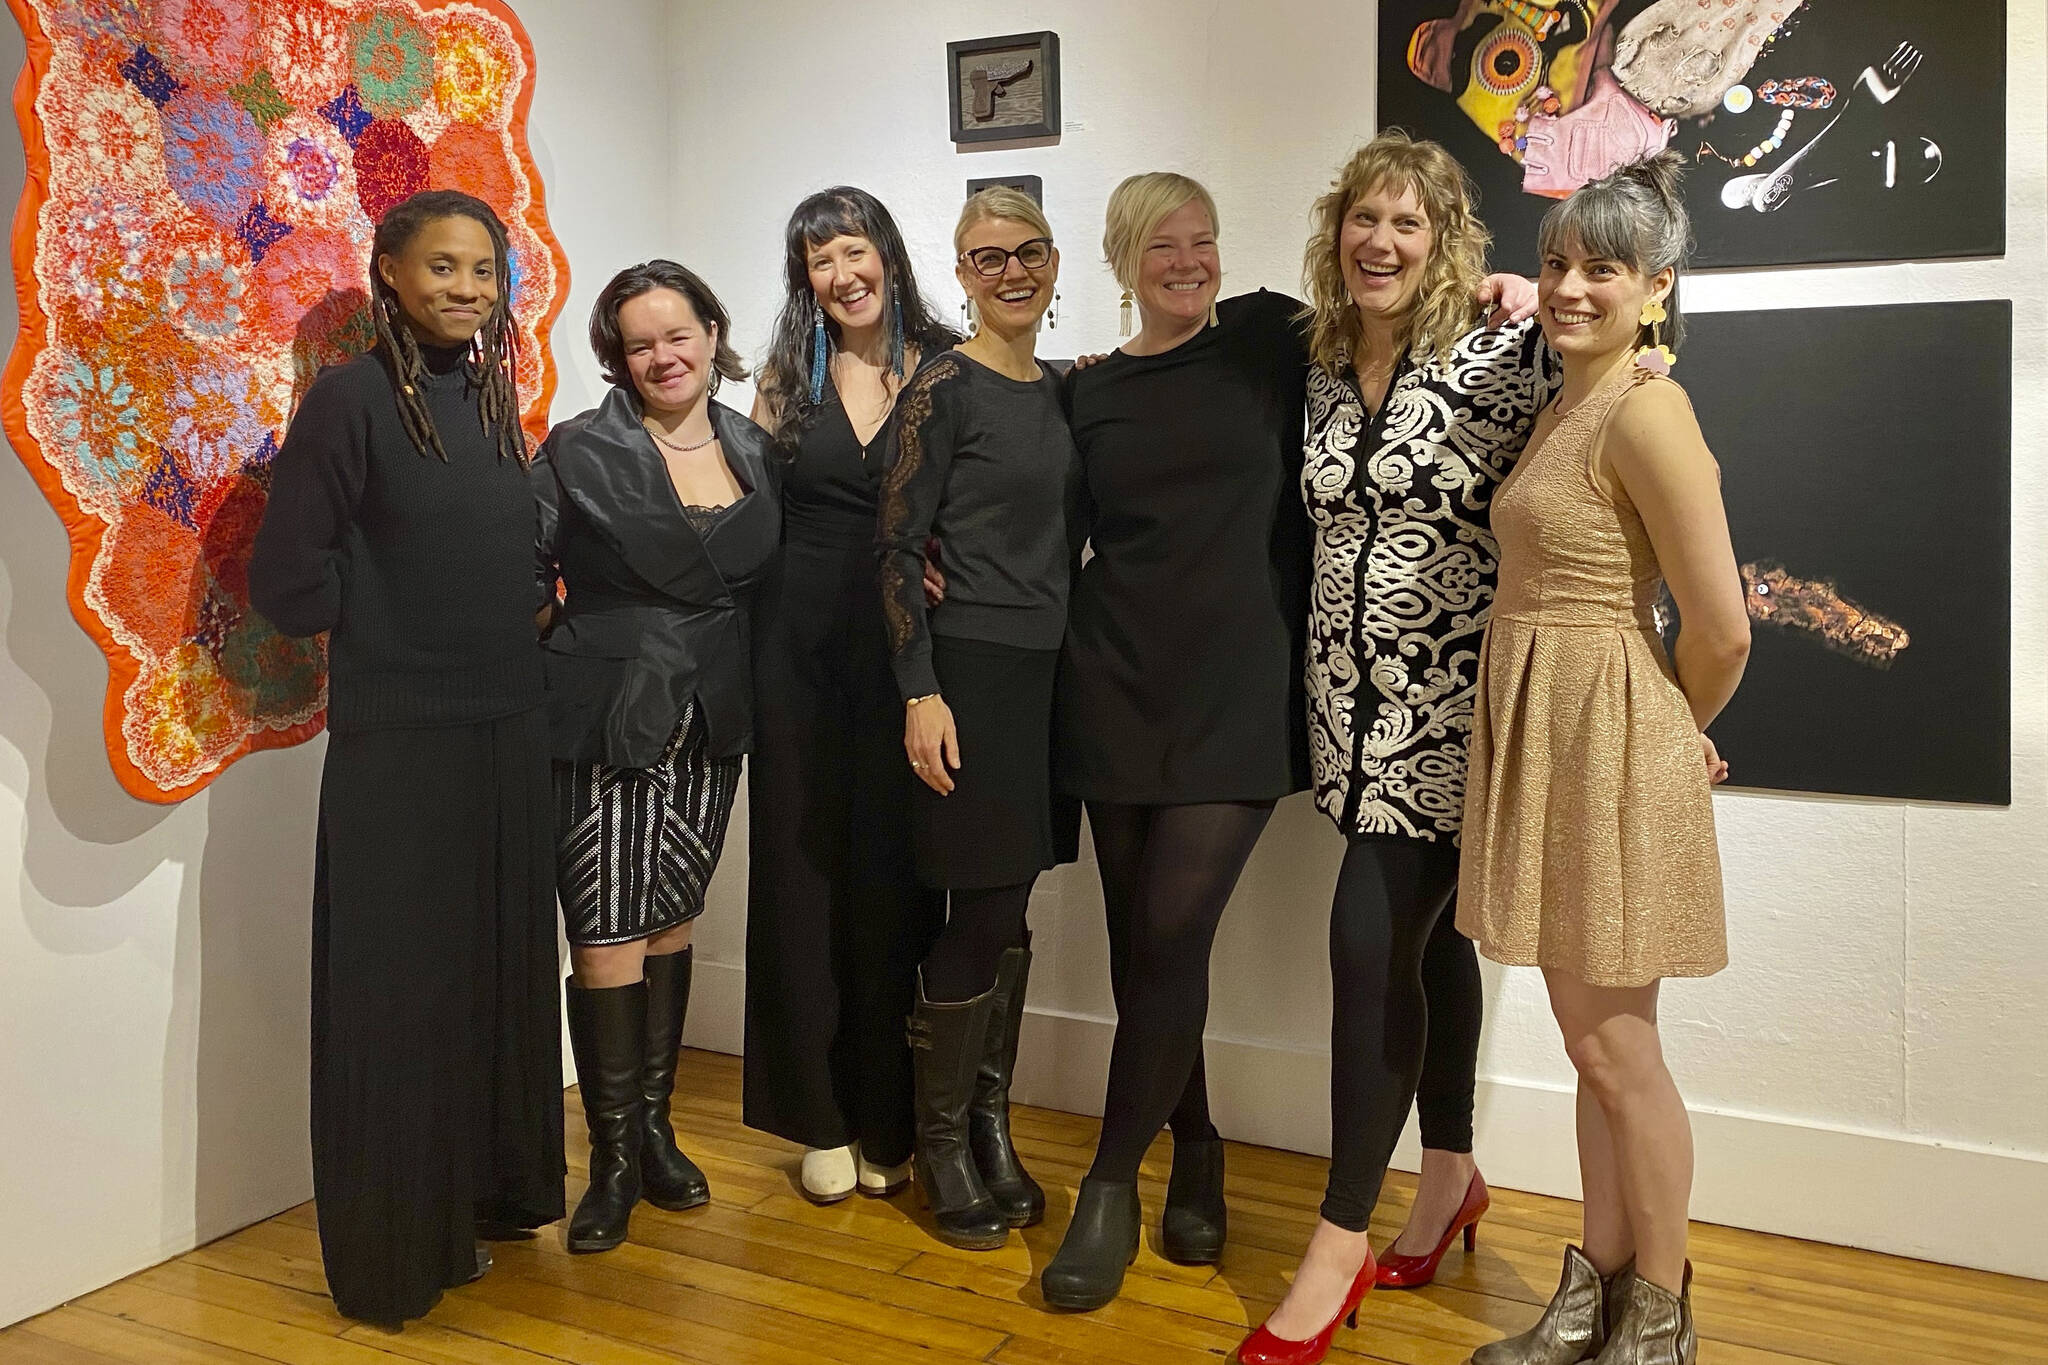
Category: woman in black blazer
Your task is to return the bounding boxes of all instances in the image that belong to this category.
[533,261,778,1254]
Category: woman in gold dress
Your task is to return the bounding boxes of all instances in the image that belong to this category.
[1458,154,1751,1365]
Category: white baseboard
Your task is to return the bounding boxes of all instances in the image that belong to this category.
[1002,1005,2048,1283]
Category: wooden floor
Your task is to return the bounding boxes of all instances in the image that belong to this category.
[6,1050,2046,1365]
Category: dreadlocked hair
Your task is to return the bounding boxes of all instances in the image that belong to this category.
[369,188,529,466]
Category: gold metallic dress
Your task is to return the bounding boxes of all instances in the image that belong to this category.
[1457,365,1727,987]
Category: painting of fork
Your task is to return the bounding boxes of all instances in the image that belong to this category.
[1377,0,2006,269]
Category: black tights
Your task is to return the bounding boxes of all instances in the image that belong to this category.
[1416,894,1481,1153]
[921,881,1035,1003]
[1085,800,1274,1182]
[1321,837,1471,1231]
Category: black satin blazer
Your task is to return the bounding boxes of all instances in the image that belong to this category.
[534,390,780,767]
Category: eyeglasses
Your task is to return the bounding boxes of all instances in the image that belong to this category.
[959,237,1054,277]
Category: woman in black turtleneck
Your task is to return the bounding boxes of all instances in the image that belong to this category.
[249,190,562,1328]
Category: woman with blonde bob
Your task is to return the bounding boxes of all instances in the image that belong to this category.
[1235,132,1556,1365]
[876,186,1080,1253]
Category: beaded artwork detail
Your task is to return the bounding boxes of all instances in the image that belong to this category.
[4,0,568,801]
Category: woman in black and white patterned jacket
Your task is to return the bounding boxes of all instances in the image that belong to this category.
[1238,131,1556,1364]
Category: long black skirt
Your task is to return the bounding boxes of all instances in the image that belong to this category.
[743,537,945,1165]
[912,636,1062,889]
[311,707,565,1325]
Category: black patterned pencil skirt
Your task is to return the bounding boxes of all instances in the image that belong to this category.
[553,699,741,947]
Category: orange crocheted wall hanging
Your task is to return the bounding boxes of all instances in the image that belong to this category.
[4,0,568,802]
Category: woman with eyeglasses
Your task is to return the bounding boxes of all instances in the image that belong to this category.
[876,186,1081,1251]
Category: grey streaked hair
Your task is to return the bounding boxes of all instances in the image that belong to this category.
[1538,151,1693,349]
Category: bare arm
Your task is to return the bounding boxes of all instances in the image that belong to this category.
[1603,381,1751,733]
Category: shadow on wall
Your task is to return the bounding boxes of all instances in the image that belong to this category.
[0,16,317,1314]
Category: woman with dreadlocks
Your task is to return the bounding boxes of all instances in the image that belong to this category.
[533,261,779,1254]
[250,189,563,1327]
[739,187,959,1205]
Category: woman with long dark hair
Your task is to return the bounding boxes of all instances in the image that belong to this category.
[741,187,959,1203]
[534,261,779,1253]
[249,188,562,1326]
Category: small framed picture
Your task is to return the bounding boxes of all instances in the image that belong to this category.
[966,175,1043,204]
[947,31,1060,144]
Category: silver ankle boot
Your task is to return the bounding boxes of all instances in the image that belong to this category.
[1473,1246,1611,1365]
[1590,1264,1696,1365]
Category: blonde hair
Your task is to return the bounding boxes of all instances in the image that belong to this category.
[1101,172,1221,292]
[955,186,1053,252]
[1301,131,1490,375]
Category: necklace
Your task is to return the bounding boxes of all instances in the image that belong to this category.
[645,421,714,453]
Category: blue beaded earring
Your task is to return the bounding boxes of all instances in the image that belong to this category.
[807,298,827,404]
[889,282,905,380]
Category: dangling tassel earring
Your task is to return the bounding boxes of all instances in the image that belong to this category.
[808,299,828,404]
[1208,300,1220,328]
[889,282,905,379]
[1635,299,1675,373]
[1118,288,1133,338]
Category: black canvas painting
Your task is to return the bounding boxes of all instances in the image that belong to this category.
[1677,300,2010,804]
[1377,1,2006,271]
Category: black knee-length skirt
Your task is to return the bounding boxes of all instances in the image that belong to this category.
[554,699,741,946]
[913,636,1066,889]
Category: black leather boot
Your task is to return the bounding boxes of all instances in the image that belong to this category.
[908,978,1009,1250]
[639,949,711,1211]
[566,979,646,1253]
[1041,1177,1142,1310]
[969,946,1045,1228]
[1160,1135,1227,1264]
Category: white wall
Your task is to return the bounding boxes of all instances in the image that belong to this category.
[0,0,673,1327]
[672,0,2048,1280]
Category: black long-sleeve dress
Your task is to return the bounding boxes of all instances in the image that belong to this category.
[742,373,945,1166]
[1056,289,1313,803]
[247,345,563,1326]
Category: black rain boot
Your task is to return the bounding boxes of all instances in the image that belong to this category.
[907,976,1010,1250]
[1160,1135,1227,1264]
[639,948,711,1211]
[566,978,646,1253]
[1042,1176,1142,1310]
[969,946,1045,1228]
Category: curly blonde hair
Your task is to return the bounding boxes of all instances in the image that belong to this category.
[1301,131,1490,376]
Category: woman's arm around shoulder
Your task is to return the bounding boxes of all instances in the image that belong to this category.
[247,363,371,638]
[1605,375,1750,736]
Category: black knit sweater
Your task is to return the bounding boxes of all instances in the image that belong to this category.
[249,347,545,733]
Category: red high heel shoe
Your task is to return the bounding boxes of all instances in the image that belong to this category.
[1375,1170,1489,1289]
[1234,1248,1377,1365]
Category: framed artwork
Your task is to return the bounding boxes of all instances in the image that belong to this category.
[1376,1,2006,271]
[3,0,568,801]
[1676,300,2010,805]
[948,31,1059,144]
[967,174,1043,203]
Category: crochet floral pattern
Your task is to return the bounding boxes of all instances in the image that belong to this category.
[5,0,568,800]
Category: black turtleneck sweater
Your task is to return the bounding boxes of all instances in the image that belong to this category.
[249,346,545,733]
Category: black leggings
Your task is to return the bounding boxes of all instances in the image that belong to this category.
[1085,800,1275,1182]
[921,881,1035,1003]
[1321,837,1475,1231]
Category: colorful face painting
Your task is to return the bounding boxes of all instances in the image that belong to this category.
[4,0,569,801]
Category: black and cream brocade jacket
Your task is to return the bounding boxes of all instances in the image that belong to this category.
[1302,318,1558,842]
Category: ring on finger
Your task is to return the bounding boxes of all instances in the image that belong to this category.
[910,760,926,770]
